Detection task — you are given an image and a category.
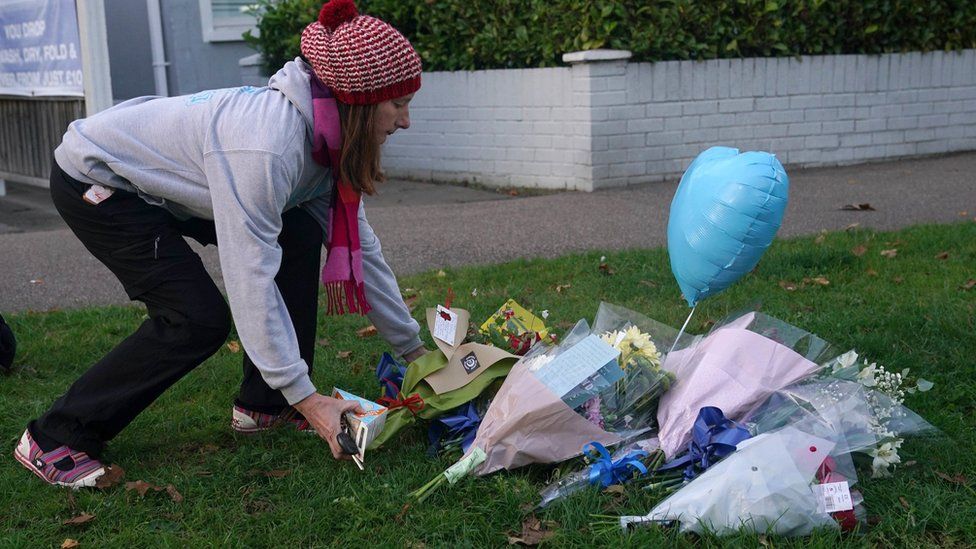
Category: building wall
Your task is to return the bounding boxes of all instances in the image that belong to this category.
[159,0,255,96]
[380,50,976,191]
[104,0,155,101]
[105,0,258,100]
[382,67,589,189]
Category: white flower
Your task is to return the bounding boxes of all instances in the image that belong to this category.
[858,362,879,387]
[541,309,549,319]
[870,440,903,478]
[832,349,859,372]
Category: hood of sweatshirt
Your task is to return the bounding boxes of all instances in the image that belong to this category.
[268,57,316,132]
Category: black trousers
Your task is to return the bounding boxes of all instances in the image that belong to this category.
[29,165,322,458]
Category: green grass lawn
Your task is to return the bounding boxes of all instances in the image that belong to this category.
[1,222,974,548]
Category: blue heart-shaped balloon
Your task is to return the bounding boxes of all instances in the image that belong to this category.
[667,146,789,307]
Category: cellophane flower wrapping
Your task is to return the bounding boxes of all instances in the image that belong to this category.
[537,436,661,509]
[744,371,937,479]
[467,319,624,475]
[656,310,840,458]
[578,303,684,435]
[466,303,682,476]
[621,423,863,536]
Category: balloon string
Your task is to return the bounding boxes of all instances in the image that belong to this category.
[668,306,696,356]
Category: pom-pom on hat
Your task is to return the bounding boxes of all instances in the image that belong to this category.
[300,0,422,105]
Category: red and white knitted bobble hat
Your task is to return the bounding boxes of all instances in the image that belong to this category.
[300,0,422,105]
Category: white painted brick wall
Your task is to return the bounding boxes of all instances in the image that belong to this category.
[379,49,976,190]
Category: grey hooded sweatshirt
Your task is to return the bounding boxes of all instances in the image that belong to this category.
[54,58,422,405]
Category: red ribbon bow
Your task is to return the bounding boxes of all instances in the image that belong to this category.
[378,393,425,415]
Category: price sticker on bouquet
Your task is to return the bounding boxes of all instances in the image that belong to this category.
[813,481,854,513]
[433,305,458,346]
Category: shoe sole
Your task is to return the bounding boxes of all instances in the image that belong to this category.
[13,446,104,489]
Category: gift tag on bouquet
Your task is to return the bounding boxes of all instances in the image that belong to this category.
[813,481,854,513]
[426,307,471,357]
[433,306,458,346]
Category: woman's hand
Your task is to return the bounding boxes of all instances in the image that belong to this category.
[292,393,365,460]
[402,346,429,363]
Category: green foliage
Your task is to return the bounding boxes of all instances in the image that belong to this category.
[245,0,976,73]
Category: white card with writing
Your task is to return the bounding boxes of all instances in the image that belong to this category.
[813,481,854,513]
[432,305,457,346]
[532,334,620,398]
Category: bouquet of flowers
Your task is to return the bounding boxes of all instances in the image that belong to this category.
[616,425,854,536]
[656,310,839,458]
[473,299,551,356]
[411,303,683,500]
[609,366,935,536]
[369,306,519,449]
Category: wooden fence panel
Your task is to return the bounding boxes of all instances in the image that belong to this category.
[0,97,85,186]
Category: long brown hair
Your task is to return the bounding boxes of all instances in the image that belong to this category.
[335,102,384,195]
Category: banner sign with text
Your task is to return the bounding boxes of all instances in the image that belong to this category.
[1,0,83,97]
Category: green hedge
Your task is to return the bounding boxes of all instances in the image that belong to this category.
[245,0,976,73]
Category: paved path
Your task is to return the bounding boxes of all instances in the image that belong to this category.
[1,153,974,312]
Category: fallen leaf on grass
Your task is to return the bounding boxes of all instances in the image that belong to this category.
[126,480,156,497]
[603,485,626,498]
[805,276,830,286]
[936,471,970,486]
[356,325,378,338]
[758,535,771,548]
[935,251,950,260]
[263,469,291,479]
[554,284,572,293]
[840,203,876,211]
[166,485,184,503]
[893,276,904,284]
[598,262,615,276]
[960,279,976,290]
[226,341,241,353]
[394,503,411,524]
[336,350,352,359]
[638,280,657,288]
[880,249,898,258]
[61,540,80,549]
[899,496,911,510]
[845,222,861,232]
[62,513,95,526]
[851,245,868,257]
[866,269,879,277]
[903,460,917,467]
[508,516,557,546]
[403,295,419,311]
[316,338,330,347]
[125,481,184,503]
[814,231,827,244]
[779,281,798,291]
[94,465,125,489]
